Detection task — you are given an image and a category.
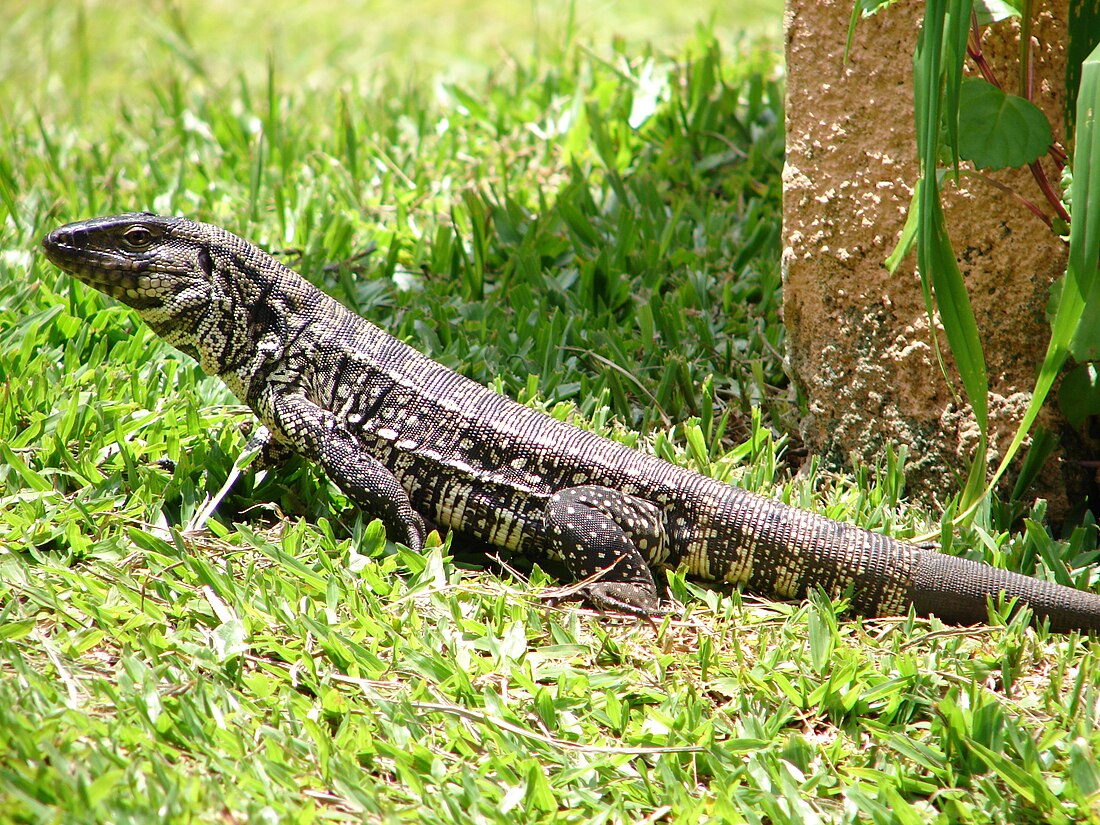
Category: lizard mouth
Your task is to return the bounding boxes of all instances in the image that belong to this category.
[42,229,164,309]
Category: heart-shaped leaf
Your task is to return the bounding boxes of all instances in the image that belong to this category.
[957,78,1051,169]
[1058,363,1100,429]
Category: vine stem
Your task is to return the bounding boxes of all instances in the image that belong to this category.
[1029,160,1071,223]
[967,11,1070,224]
[957,170,1053,229]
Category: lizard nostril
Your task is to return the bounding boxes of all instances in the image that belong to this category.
[43,228,73,253]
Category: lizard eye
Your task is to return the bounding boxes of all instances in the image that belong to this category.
[122,225,154,250]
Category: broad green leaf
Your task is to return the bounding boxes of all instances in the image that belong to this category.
[523,760,556,813]
[845,0,905,61]
[1058,363,1100,428]
[857,0,903,14]
[943,0,974,175]
[1069,43,1100,360]
[980,41,1100,504]
[922,191,989,504]
[913,1,988,510]
[967,740,1059,808]
[1069,738,1100,798]
[1067,0,1100,133]
[956,78,1052,169]
[212,619,249,662]
[974,0,1023,24]
[0,442,52,492]
[885,183,920,274]
[807,594,836,674]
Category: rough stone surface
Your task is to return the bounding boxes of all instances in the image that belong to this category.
[782,0,1077,514]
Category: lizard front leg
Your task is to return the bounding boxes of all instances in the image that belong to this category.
[265,392,426,551]
[242,423,296,470]
[545,485,668,616]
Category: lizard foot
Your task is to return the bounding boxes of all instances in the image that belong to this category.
[580,582,669,618]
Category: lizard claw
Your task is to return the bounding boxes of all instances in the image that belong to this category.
[580,582,669,618]
[399,513,427,553]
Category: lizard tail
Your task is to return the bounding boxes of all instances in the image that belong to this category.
[910,551,1100,633]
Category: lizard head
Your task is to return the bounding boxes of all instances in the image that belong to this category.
[42,212,233,364]
[41,212,284,372]
[42,212,328,390]
[42,212,215,316]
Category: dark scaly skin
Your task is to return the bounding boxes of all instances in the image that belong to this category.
[41,213,1100,632]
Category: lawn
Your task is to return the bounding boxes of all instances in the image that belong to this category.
[3,1,1100,823]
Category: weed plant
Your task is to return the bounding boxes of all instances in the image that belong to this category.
[1,4,1099,822]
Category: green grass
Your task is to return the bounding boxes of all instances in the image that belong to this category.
[3,2,1100,823]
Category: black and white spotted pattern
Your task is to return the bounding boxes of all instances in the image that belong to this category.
[544,486,665,614]
[41,213,1100,632]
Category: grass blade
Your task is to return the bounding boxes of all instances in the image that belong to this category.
[975,40,1100,504]
[914,0,989,509]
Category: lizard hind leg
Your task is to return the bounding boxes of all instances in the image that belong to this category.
[545,485,668,617]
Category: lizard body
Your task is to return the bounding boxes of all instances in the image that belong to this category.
[42,213,1100,631]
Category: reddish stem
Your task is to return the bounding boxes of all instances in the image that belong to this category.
[967,13,1069,224]
[968,14,1002,88]
[1029,160,1071,223]
[961,170,1053,230]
